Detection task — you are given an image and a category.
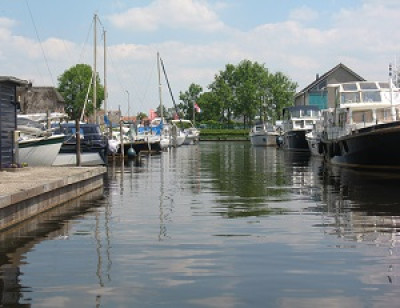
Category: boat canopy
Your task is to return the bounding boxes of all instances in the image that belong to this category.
[283,105,320,119]
[329,81,400,106]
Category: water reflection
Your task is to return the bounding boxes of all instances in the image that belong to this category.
[0,188,104,307]
[3,143,400,306]
[318,164,400,243]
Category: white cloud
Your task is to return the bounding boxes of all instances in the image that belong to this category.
[0,17,16,28]
[2,0,400,114]
[108,0,226,32]
[289,6,319,23]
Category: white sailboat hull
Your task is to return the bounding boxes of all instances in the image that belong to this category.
[18,135,64,166]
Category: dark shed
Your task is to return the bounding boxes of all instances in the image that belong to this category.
[0,76,28,168]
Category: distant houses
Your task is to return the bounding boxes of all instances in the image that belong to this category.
[294,63,365,109]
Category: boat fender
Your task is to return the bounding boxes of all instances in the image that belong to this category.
[127,147,136,158]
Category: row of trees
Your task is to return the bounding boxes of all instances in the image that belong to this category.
[179,60,297,126]
[56,60,297,126]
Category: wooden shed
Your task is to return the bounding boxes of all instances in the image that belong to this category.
[0,76,29,168]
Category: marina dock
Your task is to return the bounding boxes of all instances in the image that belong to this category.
[0,166,106,230]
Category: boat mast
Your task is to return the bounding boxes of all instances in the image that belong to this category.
[157,52,163,120]
[93,13,97,124]
[103,29,107,117]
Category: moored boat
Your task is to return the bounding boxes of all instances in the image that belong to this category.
[249,122,279,147]
[52,123,108,166]
[171,119,200,145]
[279,105,321,151]
[320,80,400,169]
[18,134,65,166]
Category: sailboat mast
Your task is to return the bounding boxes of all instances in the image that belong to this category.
[93,13,97,124]
[157,52,163,119]
[103,29,107,116]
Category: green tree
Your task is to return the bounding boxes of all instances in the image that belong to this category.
[57,63,104,121]
[136,112,147,121]
[232,60,269,126]
[57,63,104,166]
[156,105,169,119]
[267,72,298,121]
[209,64,236,123]
[197,91,220,122]
[204,60,297,125]
[179,83,203,121]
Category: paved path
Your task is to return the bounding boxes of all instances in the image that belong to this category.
[0,166,106,206]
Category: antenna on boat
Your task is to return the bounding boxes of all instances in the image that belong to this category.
[389,63,396,121]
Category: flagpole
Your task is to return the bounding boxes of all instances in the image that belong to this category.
[193,100,195,126]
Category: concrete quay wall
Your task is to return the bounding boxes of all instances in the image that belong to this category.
[0,167,106,231]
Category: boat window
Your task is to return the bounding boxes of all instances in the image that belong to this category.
[361,91,381,102]
[378,82,390,89]
[352,110,373,123]
[376,108,392,122]
[342,83,358,91]
[341,92,360,104]
[303,109,314,117]
[359,82,378,90]
[295,120,304,128]
[291,110,301,118]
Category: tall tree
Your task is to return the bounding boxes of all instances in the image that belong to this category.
[179,83,203,121]
[267,72,298,121]
[232,60,269,126]
[57,63,104,166]
[209,64,236,123]
[57,63,104,121]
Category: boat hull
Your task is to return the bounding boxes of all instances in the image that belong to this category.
[250,133,278,147]
[18,135,64,166]
[283,130,310,151]
[321,122,400,169]
[119,140,162,154]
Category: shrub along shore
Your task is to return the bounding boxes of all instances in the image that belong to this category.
[199,128,249,141]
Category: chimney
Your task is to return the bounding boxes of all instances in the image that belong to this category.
[316,73,320,80]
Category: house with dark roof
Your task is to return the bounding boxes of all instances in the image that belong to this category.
[294,63,365,109]
[16,86,65,114]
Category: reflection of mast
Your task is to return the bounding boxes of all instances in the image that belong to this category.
[95,211,104,287]
[159,152,167,240]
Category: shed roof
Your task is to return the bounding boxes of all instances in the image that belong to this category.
[0,76,29,86]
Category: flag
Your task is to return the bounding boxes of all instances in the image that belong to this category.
[194,103,201,113]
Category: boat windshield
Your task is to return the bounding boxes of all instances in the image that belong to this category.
[341,92,360,104]
[359,82,378,90]
[303,109,319,117]
[361,91,381,102]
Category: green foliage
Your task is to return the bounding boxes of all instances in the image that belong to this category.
[200,129,249,136]
[57,64,104,120]
[180,59,297,125]
[136,112,147,120]
[156,105,169,119]
[178,83,203,121]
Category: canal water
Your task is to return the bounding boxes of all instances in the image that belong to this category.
[1,141,400,307]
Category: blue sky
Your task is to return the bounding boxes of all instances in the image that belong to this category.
[0,0,399,115]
